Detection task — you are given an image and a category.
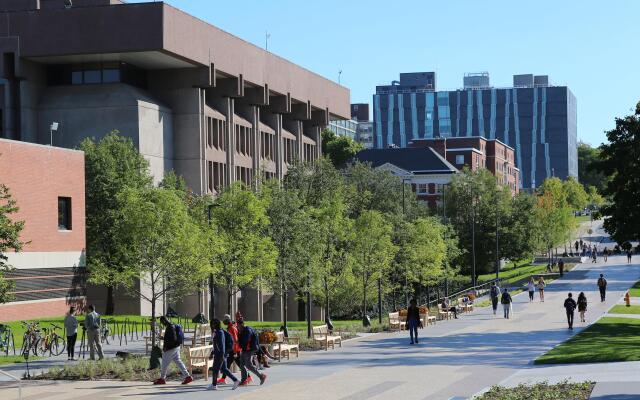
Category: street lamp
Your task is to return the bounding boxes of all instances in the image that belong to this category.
[207,204,217,320]
[49,122,59,146]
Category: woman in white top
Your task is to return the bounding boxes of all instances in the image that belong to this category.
[537,276,546,302]
[527,277,536,302]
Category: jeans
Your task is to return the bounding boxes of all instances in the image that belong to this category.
[491,297,498,314]
[160,346,189,379]
[599,287,606,302]
[67,333,77,358]
[503,304,510,319]
[222,352,242,379]
[528,291,534,301]
[566,311,574,328]
[407,319,419,343]
[86,329,104,360]
[240,351,262,382]
[212,354,238,385]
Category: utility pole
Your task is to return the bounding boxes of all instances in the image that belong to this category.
[265,31,271,52]
[207,205,216,320]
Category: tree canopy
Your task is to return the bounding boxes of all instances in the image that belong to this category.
[0,182,24,304]
[321,129,364,168]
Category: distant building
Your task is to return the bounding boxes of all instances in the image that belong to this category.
[328,119,358,139]
[373,71,578,188]
[351,103,369,122]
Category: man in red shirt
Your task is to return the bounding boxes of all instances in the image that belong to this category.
[217,314,246,384]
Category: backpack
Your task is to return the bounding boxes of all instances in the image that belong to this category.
[174,324,184,345]
[250,328,260,350]
[490,286,499,298]
[223,329,234,354]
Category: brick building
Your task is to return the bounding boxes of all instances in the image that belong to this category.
[0,138,86,322]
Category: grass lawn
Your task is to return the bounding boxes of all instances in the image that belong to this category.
[575,215,592,223]
[609,305,640,315]
[629,281,640,298]
[535,317,640,364]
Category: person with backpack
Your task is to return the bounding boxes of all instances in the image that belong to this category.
[537,276,546,302]
[564,293,577,329]
[597,274,607,302]
[237,319,267,386]
[501,288,512,319]
[490,282,500,315]
[153,316,192,385]
[84,305,104,361]
[577,292,588,323]
[207,319,240,391]
[217,314,242,385]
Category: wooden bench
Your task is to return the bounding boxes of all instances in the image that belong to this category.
[458,298,474,313]
[186,345,213,380]
[191,324,211,347]
[273,332,300,361]
[437,304,454,320]
[420,312,436,326]
[388,312,406,331]
[312,325,342,350]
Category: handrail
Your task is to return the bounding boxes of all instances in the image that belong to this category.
[425,278,500,309]
[0,369,22,399]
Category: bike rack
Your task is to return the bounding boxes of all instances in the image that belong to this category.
[0,369,22,400]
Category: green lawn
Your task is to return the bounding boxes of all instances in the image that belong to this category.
[575,215,592,223]
[535,317,640,364]
[609,305,640,315]
[629,281,640,297]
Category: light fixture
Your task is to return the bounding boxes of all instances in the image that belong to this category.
[50,122,59,146]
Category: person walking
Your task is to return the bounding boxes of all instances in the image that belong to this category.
[574,240,579,253]
[603,247,609,263]
[237,319,267,386]
[490,282,500,315]
[407,298,420,344]
[537,277,546,302]
[218,314,243,385]
[207,319,240,391]
[627,250,633,264]
[564,293,577,329]
[527,278,536,302]
[597,274,607,302]
[153,316,192,385]
[501,289,513,319]
[577,292,588,322]
[83,305,104,361]
[64,306,78,361]
[558,259,565,277]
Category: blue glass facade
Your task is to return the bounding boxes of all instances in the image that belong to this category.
[373,85,578,189]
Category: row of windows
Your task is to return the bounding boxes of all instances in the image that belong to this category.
[261,130,276,161]
[47,62,146,88]
[207,161,228,193]
[416,183,444,195]
[236,166,253,186]
[206,117,226,150]
[235,124,252,156]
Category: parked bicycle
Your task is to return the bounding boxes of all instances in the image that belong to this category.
[100,319,113,345]
[37,323,66,356]
[20,321,41,356]
[0,324,15,355]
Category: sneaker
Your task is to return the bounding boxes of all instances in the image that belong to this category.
[206,384,218,391]
[232,380,240,390]
[415,339,419,344]
[410,341,414,345]
[216,377,226,384]
[181,376,193,385]
[259,374,267,385]
[153,378,166,385]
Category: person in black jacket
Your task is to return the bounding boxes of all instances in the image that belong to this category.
[207,319,239,391]
[577,292,588,322]
[153,316,192,385]
[597,274,607,302]
[237,319,266,386]
[490,283,500,315]
[564,293,577,329]
[406,298,420,345]
[501,289,512,319]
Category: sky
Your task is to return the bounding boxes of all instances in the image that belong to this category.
[138,0,640,146]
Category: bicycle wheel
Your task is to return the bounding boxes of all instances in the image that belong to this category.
[49,335,65,356]
[9,333,15,355]
[35,337,47,357]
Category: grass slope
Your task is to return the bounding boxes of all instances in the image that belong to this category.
[629,281,640,298]
[608,305,640,315]
[535,317,640,364]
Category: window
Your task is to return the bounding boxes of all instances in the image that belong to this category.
[456,155,464,165]
[436,184,444,194]
[417,184,428,194]
[58,197,72,230]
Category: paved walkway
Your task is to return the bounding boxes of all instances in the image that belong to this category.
[1,223,639,399]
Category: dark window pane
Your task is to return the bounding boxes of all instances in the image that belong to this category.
[102,69,121,83]
[71,71,83,85]
[83,70,101,84]
[58,197,72,230]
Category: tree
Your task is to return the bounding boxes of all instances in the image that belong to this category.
[578,142,608,193]
[80,132,152,314]
[500,192,540,262]
[321,129,363,168]
[404,218,446,292]
[114,186,211,345]
[534,177,575,264]
[587,186,605,208]
[596,102,640,244]
[211,183,277,314]
[349,210,397,319]
[0,183,24,304]
[563,176,589,212]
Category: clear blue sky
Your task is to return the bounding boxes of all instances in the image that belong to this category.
[138,0,640,146]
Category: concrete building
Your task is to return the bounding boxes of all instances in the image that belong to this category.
[0,0,348,322]
[373,72,578,189]
[0,138,86,322]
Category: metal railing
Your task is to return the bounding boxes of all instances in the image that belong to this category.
[425,278,500,309]
[0,369,21,400]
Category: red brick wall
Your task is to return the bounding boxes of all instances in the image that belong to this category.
[0,139,85,252]
[0,297,86,322]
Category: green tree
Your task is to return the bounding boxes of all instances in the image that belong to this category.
[578,142,608,193]
[534,177,575,264]
[211,183,277,314]
[563,176,589,212]
[500,192,540,262]
[404,218,447,291]
[587,185,605,207]
[80,132,152,314]
[596,102,640,244]
[321,129,363,168]
[114,186,211,345]
[0,183,24,304]
[349,210,397,319]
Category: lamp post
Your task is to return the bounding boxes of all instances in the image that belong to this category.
[207,204,216,320]
[49,122,59,146]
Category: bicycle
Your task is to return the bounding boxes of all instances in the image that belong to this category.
[20,321,41,357]
[100,319,113,345]
[36,324,66,356]
[0,324,15,355]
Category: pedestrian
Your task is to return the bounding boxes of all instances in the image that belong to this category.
[537,276,546,302]
[558,260,565,277]
[527,277,535,302]
[217,314,243,385]
[153,316,192,385]
[501,288,512,319]
[407,298,420,344]
[441,297,458,319]
[574,240,579,253]
[592,250,597,263]
[490,282,500,315]
[207,318,240,391]
[628,250,633,264]
[597,274,607,302]
[64,306,78,361]
[83,305,104,361]
[237,319,267,386]
[577,292,587,322]
[603,247,609,263]
[564,293,577,329]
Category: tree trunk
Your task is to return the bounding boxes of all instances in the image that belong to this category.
[227,289,232,315]
[106,285,115,315]
[324,277,330,323]
[363,272,367,318]
[282,291,288,336]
